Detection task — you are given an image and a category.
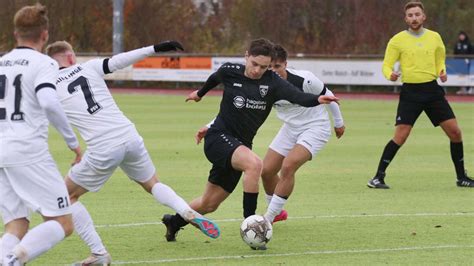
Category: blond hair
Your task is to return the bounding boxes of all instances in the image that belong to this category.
[14,3,49,41]
[45,41,74,57]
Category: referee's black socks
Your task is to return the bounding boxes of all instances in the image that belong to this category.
[375,140,401,178]
[243,192,258,218]
[450,141,465,179]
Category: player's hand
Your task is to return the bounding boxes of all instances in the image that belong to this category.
[154,41,184,53]
[195,126,209,144]
[390,71,400,81]
[186,90,202,102]
[439,70,447,83]
[334,126,345,139]
[318,95,339,104]
[70,146,82,166]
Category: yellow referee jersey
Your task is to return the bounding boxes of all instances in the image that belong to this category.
[382,28,446,84]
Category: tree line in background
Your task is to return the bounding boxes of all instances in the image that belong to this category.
[1,0,473,55]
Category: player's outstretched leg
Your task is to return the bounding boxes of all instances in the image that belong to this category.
[162,211,220,241]
[184,210,220,239]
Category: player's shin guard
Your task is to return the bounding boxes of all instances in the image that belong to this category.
[71,202,107,255]
[243,192,258,218]
[152,182,190,217]
[14,220,65,263]
[375,140,400,177]
[264,195,287,223]
[1,233,20,262]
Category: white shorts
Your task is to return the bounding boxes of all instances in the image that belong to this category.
[0,155,71,224]
[269,123,331,158]
[68,136,156,192]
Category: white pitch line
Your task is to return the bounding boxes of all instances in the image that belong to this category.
[94,212,474,228]
[111,245,474,264]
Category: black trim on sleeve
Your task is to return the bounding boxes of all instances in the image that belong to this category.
[103,58,112,74]
[286,71,305,91]
[35,83,56,93]
[320,86,327,96]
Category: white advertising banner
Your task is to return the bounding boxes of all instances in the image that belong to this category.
[76,56,472,86]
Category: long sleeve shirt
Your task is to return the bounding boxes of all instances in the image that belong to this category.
[382,29,446,84]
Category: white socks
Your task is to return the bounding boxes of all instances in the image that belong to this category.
[12,220,65,263]
[265,193,273,205]
[1,233,20,262]
[71,202,107,255]
[264,195,287,222]
[151,182,190,217]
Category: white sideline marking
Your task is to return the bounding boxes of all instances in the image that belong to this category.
[111,245,474,264]
[94,212,474,228]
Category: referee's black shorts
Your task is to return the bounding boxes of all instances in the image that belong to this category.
[203,129,245,193]
[395,80,455,127]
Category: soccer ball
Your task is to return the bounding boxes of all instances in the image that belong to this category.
[240,214,272,248]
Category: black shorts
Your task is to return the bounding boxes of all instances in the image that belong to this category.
[204,129,245,193]
[396,80,455,127]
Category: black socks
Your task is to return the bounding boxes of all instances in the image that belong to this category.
[375,140,401,178]
[243,192,258,218]
[174,212,189,227]
[450,142,465,179]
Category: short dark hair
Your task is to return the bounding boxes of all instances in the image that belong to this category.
[248,38,275,59]
[404,1,424,11]
[273,44,288,62]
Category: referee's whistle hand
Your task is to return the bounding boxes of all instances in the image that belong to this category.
[186,90,201,102]
[439,70,447,83]
[390,71,400,81]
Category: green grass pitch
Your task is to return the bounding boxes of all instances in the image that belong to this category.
[27,93,474,265]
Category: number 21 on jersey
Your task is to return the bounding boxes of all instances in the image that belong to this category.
[0,74,25,121]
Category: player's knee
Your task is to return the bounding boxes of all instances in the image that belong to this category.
[280,163,297,179]
[249,157,263,174]
[202,201,220,213]
[53,215,74,236]
[393,135,407,146]
[448,128,462,141]
[261,166,272,180]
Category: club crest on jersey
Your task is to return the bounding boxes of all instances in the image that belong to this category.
[233,96,245,108]
[259,85,269,97]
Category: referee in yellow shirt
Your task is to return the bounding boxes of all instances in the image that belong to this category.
[367,1,473,189]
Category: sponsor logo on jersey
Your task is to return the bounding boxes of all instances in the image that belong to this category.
[233,96,267,110]
[245,99,267,110]
[259,85,269,97]
[233,96,245,108]
[233,83,242,87]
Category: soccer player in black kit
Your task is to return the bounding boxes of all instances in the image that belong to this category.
[162,38,339,243]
